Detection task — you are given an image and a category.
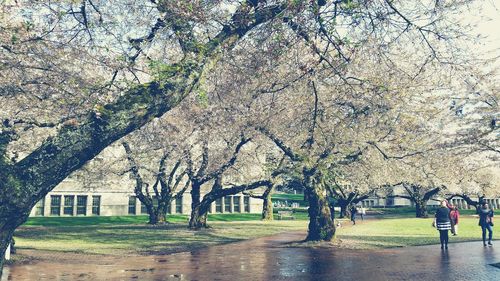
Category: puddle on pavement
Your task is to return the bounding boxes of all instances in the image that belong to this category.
[2,234,499,281]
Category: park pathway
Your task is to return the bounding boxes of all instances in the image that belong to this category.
[3,232,499,280]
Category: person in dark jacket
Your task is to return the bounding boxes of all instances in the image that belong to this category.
[434,200,452,250]
[478,203,494,246]
[350,205,358,225]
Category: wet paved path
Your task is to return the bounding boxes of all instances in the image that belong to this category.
[3,232,499,280]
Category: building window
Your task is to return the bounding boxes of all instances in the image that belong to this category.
[77,196,87,216]
[215,198,223,213]
[35,198,45,216]
[386,197,394,206]
[64,196,75,216]
[92,196,101,215]
[233,196,241,213]
[128,196,136,215]
[50,195,61,216]
[244,196,250,213]
[224,196,232,213]
[175,196,183,214]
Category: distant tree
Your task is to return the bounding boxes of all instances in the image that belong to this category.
[390,183,442,218]
[189,175,273,228]
[258,124,367,241]
[323,151,389,218]
[185,135,251,229]
[243,184,275,220]
[380,151,468,218]
[445,164,500,211]
[122,142,189,225]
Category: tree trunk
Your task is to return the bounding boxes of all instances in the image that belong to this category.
[190,183,201,214]
[141,201,168,225]
[147,210,158,225]
[189,183,215,230]
[148,209,167,225]
[339,203,349,219]
[159,205,168,223]
[328,201,335,220]
[305,183,335,241]
[189,205,209,229]
[0,179,34,277]
[0,222,17,280]
[153,202,169,225]
[156,212,167,224]
[415,199,428,218]
[188,183,206,229]
[138,200,157,225]
[262,193,273,220]
[189,181,210,229]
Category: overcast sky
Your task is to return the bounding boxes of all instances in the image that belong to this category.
[475,1,500,62]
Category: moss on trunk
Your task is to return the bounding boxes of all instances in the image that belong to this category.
[262,196,273,220]
[189,206,209,229]
[261,185,274,221]
[305,184,335,241]
[148,210,166,225]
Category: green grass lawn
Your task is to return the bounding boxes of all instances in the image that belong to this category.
[15,214,307,256]
[23,207,477,226]
[272,193,306,201]
[272,193,308,207]
[23,212,307,227]
[336,216,491,249]
[23,213,272,227]
[367,207,479,218]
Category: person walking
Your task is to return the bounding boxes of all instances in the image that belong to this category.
[478,203,494,246]
[449,205,460,236]
[350,205,358,225]
[360,206,366,221]
[434,200,452,250]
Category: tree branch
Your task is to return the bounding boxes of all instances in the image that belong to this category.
[368,141,424,160]
[214,180,272,198]
[202,136,251,183]
[303,80,319,149]
[257,127,302,161]
[423,187,441,201]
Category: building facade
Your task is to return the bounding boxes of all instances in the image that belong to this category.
[359,185,500,209]
[30,180,263,217]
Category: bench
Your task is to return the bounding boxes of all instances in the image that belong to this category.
[277,210,295,220]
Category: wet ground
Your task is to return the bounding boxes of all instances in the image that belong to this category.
[3,232,499,281]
